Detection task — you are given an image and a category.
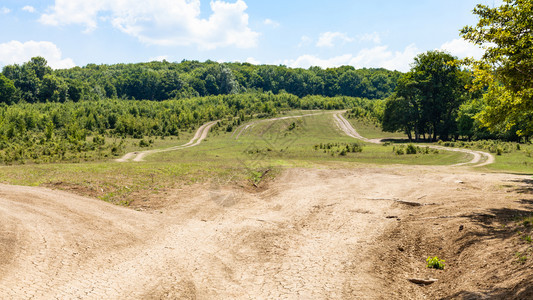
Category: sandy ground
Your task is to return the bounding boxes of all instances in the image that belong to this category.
[1,165,532,299]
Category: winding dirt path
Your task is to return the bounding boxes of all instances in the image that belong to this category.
[117,120,218,162]
[233,111,334,140]
[333,112,495,167]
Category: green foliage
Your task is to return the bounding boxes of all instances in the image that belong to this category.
[426,256,445,270]
[314,142,363,156]
[382,51,469,141]
[405,144,417,155]
[461,0,533,137]
[515,252,528,264]
[2,57,401,104]
[393,145,434,156]
[0,74,17,104]
[0,94,375,164]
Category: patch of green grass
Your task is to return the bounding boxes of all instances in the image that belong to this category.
[437,140,533,174]
[485,149,533,174]
[515,252,529,264]
[426,256,445,270]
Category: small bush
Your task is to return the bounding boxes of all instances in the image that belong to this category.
[406,144,418,154]
[426,256,445,270]
[139,139,150,147]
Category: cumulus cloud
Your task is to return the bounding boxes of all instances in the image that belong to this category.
[0,40,76,69]
[439,38,484,59]
[263,18,280,28]
[22,5,36,13]
[1,7,11,14]
[316,32,353,48]
[283,44,420,72]
[39,0,259,50]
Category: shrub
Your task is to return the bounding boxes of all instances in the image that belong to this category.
[426,256,445,270]
[139,139,150,147]
[406,144,418,154]
[395,148,405,155]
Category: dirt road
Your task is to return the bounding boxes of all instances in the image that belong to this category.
[117,120,218,162]
[1,166,530,299]
[333,112,495,167]
[1,168,401,298]
[233,111,334,139]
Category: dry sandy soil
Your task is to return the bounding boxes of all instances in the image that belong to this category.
[1,165,532,299]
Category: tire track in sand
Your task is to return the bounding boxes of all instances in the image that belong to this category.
[333,112,495,167]
[232,111,334,140]
[117,120,219,162]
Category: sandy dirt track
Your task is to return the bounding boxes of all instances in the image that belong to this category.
[1,166,530,299]
[1,168,404,299]
[232,111,334,139]
[117,120,218,162]
[333,112,495,167]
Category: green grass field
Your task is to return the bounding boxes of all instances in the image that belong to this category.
[1,110,529,205]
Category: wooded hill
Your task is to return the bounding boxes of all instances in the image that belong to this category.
[0,58,400,104]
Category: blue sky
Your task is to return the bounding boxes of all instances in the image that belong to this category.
[0,0,498,71]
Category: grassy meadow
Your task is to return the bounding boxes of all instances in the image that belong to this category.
[0,110,530,205]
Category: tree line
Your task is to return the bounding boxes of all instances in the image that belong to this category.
[0,58,401,104]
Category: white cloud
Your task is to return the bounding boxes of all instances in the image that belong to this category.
[264,18,280,28]
[357,32,381,44]
[283,44,420,72]
[439,38,484,59]
[149,55,169,62]
[245,57,261,65]
[39,0,259,50]
[316,32,353,48]
[1,7,11,14]
[0,40,76,69]
[349,44,420,71]
[22,5,36,13]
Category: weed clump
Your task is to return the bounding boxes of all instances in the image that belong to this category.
[426,256,445,270]
[313,142,363,156]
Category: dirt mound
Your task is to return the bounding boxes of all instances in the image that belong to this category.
[371,170,533,299]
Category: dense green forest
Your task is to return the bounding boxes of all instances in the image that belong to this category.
[0,58,400,104]
[0,92,378,164]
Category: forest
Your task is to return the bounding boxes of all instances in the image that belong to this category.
[0,0,531,165]
[0,58,400,104]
